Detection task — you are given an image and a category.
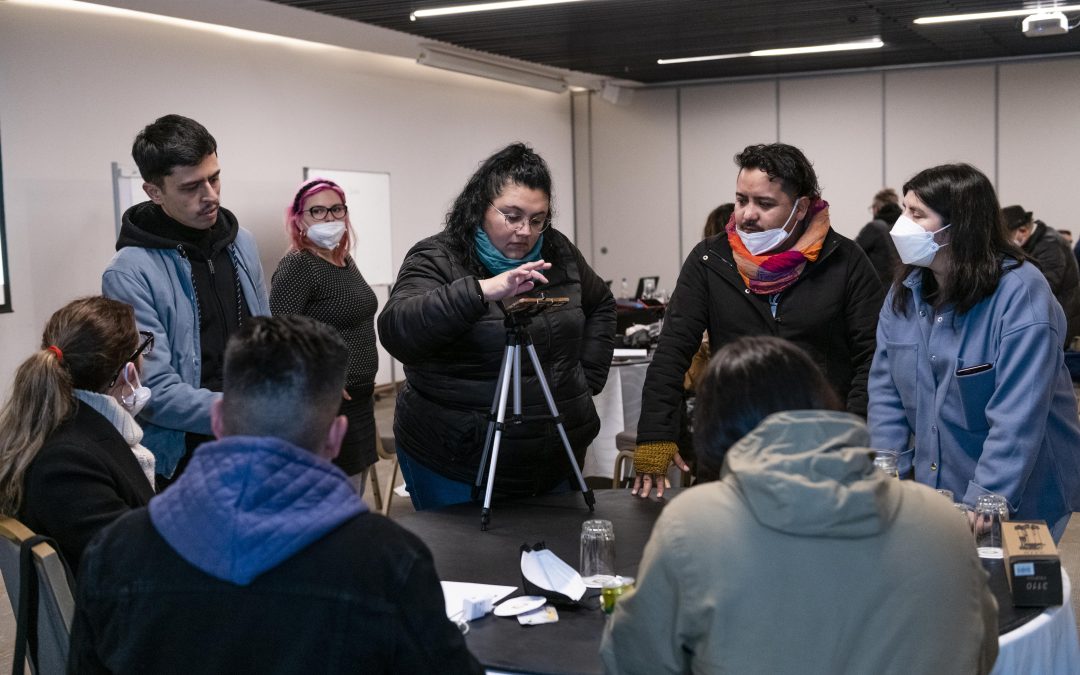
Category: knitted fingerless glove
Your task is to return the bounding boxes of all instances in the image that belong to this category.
[633,441,679,475]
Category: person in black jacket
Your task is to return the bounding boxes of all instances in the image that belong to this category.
[1003,205,1080,345]
[379,143,616,510]
[633,143,884,498]
[68,316,482,674]
[855,188,903,287]
[0,297,155,574]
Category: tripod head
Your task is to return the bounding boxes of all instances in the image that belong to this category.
[501,297,569,333]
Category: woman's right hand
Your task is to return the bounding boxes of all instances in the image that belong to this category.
[478,260,552,302]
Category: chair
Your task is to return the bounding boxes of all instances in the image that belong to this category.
[0,517,75,675]
[368,422,400,517]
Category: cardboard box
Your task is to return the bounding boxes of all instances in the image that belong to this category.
[1002,521,1062,607]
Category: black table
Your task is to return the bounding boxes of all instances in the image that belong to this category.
[397,489,669,675]
[397,489,1043,674]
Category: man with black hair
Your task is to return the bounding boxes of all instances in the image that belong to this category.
[102,114,269,484]
[856,187,903,286]
[1003,204,1080,345]
[633,143,883,497]
[69,316,483,674]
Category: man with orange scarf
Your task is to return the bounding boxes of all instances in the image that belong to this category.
[633,143,884,497]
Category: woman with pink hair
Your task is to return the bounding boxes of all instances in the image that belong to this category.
[270,179,379,495]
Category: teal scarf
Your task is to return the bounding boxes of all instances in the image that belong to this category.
[475,228,544,275]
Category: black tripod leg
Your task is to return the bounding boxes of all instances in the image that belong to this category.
[523,343,596,512]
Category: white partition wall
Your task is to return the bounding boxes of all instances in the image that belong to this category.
[779,73,883,239]
[998,58,1080,233]
[589,89,680,294]
[679,81,777,255]
[0,1,572,386]
[884,65,998,192]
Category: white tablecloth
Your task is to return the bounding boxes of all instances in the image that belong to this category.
[991,568,1080,675]
[583,360,649,479]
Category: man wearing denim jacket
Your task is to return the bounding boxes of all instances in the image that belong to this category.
[103,115,269,483]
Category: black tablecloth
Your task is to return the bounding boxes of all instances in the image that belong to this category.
[397,489,1043,675]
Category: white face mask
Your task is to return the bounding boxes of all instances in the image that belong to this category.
[890,214,951,267]
[305,221,346,249]
[119,363,152,416]
[736,199,801,256]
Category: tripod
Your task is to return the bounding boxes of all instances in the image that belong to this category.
[473,308,595,530]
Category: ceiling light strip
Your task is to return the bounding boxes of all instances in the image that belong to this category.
[411,0,587,21]
[659,38,883,65]
[915,5,1080,25]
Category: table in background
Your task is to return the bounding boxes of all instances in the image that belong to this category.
[583,359,649,481]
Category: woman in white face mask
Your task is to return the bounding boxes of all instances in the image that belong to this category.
[0,296,157,574]
[868,163,1080,542]
[270,179,379,497]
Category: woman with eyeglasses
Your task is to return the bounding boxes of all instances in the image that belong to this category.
[0,296,156,574]
[379,143,616,510]
[270,179,380,495]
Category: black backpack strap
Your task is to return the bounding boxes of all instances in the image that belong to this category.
[11,534,73,675]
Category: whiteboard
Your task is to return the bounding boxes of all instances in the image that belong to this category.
[303,168,393,286]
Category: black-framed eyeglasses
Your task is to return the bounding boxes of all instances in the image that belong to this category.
[305,204,348,221]
[111,331,154,385]
[490,203,549,233]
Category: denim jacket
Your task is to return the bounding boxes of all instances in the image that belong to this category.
[868,261,1080,525]
[102,226,269,476]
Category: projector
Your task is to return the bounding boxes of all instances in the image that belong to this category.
[1022,11,1069,37]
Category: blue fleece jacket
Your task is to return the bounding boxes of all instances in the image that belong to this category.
[148,436,366,585]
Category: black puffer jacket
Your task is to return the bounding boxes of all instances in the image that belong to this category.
[378,229,616,495]
[1023,222,1080,344]
[637,230,883,445]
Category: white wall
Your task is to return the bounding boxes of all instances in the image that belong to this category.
[579,56,1080,292]
[0,0,573,387]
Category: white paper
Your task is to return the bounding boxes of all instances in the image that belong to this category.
[441,581,516,619]
[613,348,648,359]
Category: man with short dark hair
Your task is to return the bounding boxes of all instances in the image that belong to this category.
[856,187,903,286]
[1003,204,1080,345]
[633,143,884,496]
[103,115,269,483]
[69,316,483,674]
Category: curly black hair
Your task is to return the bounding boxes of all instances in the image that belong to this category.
[734,143,820,200]
[443,143,554,270]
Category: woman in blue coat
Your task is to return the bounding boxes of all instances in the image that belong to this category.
[868,163,1080,541]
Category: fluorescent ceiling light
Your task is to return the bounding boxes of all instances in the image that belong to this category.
[411,0,587,21]
[915,5,1080,25]
[418,46,567,92]
[658,38,883,65]
[7,0,342,51]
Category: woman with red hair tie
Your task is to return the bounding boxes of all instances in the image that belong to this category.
[270,179,379,495]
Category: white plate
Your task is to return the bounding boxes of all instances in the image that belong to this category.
[581,574,617,589]
[493,595,547,617]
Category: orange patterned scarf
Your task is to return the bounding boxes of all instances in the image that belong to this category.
[726,199,831,294]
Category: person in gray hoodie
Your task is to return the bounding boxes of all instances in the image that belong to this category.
[601,336,997,675]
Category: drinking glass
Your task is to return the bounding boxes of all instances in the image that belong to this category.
[974,493,1009,558]
[872,453,899,479]
[580,519,616,578]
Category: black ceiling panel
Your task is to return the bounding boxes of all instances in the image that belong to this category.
[267,1,1080,83]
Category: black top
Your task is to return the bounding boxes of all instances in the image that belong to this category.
[637,230,884,444]
[1022,221,1080,344]
[117,203,252,392]
[269,250,379,388]
[69,509,483,674]
[378,229,616,494]
[19,402,155,575]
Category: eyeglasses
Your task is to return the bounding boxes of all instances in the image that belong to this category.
[490,203,549,233]
[110,331,154,385]
[305,204,348,221]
